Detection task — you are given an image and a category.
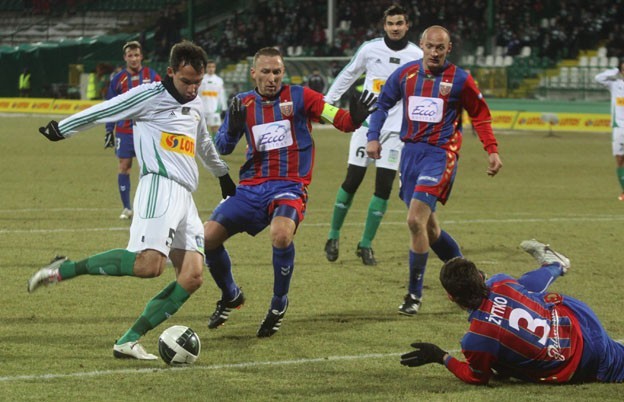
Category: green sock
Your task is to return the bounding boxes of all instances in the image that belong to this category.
[359,195,388,248]
[328,187,354,239]
[117,281,190,344]
[58,249,136,280]
[617,167,624,191]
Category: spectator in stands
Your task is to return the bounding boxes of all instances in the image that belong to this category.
[595,61,624,201]
[366,25,502,315]
[323,4,423,266]
[105,41,161,220]
[18,67,31,97]
[305,68,327,94]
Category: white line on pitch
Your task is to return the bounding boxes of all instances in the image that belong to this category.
[0,352,398,383]
[1,215,624,235]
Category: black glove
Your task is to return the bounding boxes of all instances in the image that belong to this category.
[349,89,377,127]
[218,173,236,199]
[227,96,246,138]
[104,131,115,149]
[38,120,64,142]
[400,342,447,367]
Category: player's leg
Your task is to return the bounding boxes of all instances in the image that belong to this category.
[258,206,299,338]
[325,127,369,262]
[612,128,624,200]
[113,176,193,359]
[204,190,257,328]
[358,131,402,264]
[116,133,135,219]
[400,198,433,316]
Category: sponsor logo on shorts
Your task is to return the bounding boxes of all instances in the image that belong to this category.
[160,132,195,156]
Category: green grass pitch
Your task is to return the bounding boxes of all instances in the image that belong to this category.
[1,115,624,401]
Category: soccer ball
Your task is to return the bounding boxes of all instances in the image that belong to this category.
[158,325,201,365]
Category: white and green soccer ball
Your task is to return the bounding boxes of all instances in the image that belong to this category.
[158,325,201,365]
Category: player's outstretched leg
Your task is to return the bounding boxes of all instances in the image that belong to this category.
[520,239,571,273]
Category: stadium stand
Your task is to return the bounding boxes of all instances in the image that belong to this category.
[2,0,623,100]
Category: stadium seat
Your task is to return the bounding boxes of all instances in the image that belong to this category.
[598,57,608,67]
[597,47,607,58]
[520,46,531,57]
[578,56,588,67]
[503,55,513,66]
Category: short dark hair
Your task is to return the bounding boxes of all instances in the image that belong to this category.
[440,257,489,310]
[383,3,409,23]
[169,41,209,73]
[253,47,283,67]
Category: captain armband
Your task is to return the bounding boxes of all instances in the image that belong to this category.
[320,103,340,124]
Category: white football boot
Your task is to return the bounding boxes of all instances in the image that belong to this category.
[27,256,67,293]
[520,239,570,274]
[113,341,158,360]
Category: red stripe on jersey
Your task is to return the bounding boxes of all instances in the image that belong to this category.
[282,87,301,179]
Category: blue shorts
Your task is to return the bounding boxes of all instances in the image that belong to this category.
[209,181,308,236]
[398,142,458,211]
[115,132,135,159]
[565,296,624,382]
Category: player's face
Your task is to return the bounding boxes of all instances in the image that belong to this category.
[206,62,216,75]
[124,48,143,73]
[420,28,452,72]
[168,64,205,101]
[384,15,409,41]
[251,55,284,98]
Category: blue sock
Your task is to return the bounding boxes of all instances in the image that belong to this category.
[518,263,565,293]
[118,173,131,210]
[430,230,462,262]
[271,243,295,311]
[205,245,239,300]
[409,251,428,298]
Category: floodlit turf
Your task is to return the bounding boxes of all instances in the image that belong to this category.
[2,115,624,401]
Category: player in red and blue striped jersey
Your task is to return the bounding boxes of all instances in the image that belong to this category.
[204,47,376,338]
[400,240,624,384]
[105,41,161,220]
[366,25,503,316]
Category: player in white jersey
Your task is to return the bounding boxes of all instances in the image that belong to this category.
[27,41,237,360]
[324,4,423,265]
[198,60,228,136]
[595,60,624,201]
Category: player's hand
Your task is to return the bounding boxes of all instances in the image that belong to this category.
[227,97,246,138]
[218,173,236,199]
[38,120,64,141]
[349,89,377,127]
[487,153,503,176]
[366,140,381,159]
[104,131,115,149]
[400,343,447,367]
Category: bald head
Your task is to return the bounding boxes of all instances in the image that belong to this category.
[419,25,452,72]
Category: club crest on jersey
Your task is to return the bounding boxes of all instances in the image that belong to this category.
[279,101,293,117]
[160,132,195,156]
[440,81,453,96]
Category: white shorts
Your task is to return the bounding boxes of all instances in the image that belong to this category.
[206,112,222,128]
[613,127,624,156]
[127,174,204,256]
[348,126,403,170]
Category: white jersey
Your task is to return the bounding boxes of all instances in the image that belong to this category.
[58,81,229,192]
[324,37,423,132]
[198,73,227,115]
[595,68,624,128]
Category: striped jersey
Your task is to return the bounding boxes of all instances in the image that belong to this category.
[446,274,584,384]
[368,59,498,155]
[215,85,357,185]
[595,68,624,128]
[58,77,229,192]
[324,37,422,132]
[198,73,227,116]
[105,66,161,134]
